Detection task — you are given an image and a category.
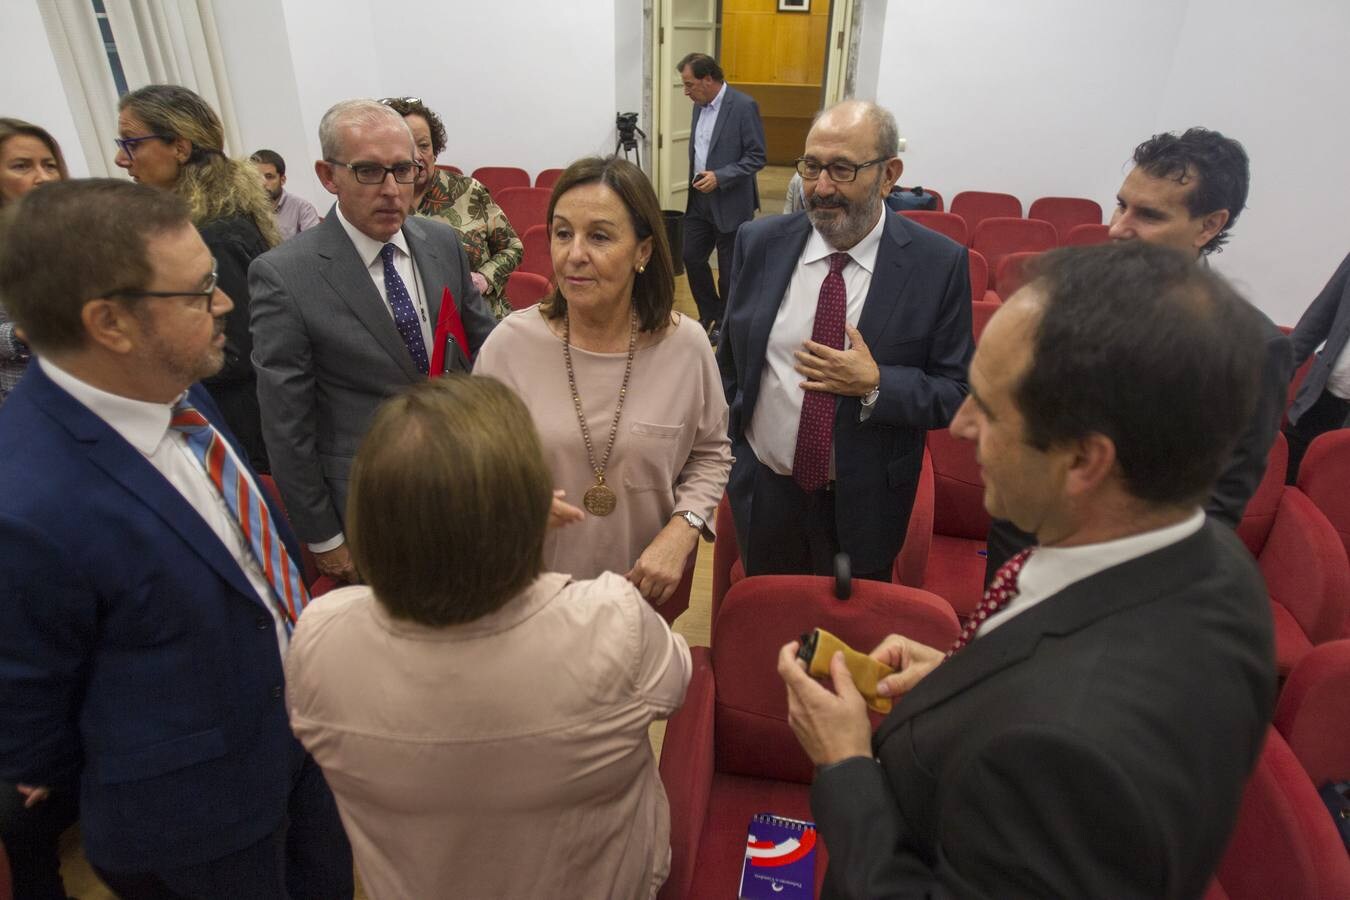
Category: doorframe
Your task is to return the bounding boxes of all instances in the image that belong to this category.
[822,0,856,107]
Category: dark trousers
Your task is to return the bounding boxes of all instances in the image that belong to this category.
[984,518,1038,588]
[683,192,738,327]
[1284,388,1350,484]
[0,781,79,900]
[94,753,352,900]
[740,459,893,583]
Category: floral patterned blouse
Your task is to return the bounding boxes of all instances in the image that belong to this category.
[416,169,523,320]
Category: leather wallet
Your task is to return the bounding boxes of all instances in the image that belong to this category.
[797,628,895,714]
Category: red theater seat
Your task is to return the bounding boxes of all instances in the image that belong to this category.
[899,209,968,246]
[994,250,1042,299]
[966,249,999,305]
[971,217,1058,290]
[950,190,1022,237]
[519,224,551,281]
[1063,223,1110,246]
[1298,429,1350,564]
[657,575,959,900]
[971,299,1000,342]
[494,186,551,235]
[504,271,549,311]
[1029,196,1103,245]
[919,429,990,619]
[1274,639,1350,786]
[469,165,529,196]
[534,168,564,190]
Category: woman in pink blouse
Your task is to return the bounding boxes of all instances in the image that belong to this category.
[286,376,691,899]
[475,157,731,613]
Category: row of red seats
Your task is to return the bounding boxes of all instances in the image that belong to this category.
[916,190,1105,245]
[435,164,563,195]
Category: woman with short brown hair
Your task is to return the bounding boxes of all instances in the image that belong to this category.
[286,375,691,899]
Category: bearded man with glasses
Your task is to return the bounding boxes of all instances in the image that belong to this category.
[249,99,497,584]
[717,100,973,583]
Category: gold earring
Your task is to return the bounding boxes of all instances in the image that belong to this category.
[637,264,646,274]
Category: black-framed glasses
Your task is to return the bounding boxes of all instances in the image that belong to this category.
[324,158,422,185]
[795,156,889,183]
[113,134,172,158]
[107,258,219,310]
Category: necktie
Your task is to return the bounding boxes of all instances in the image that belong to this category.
[381,243,429,375]
[948,548,1034,655]
[170,401,310,630]
[791,251,851,492]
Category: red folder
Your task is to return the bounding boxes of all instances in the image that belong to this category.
[429,286,470,377]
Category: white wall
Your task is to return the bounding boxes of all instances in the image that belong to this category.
[866,0,1350,325]
[1,0,94,178]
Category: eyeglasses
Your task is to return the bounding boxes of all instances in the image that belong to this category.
[379,96,422,105]
[108,258,219,310]
[795,156,889,183]
[324,159,423,185]
[114,134,172,159]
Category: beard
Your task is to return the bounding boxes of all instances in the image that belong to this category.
[806,175,885,249]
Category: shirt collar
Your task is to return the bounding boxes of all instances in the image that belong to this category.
[334,202,410,268]
[37,356,180,457]
[801,205,887,274]
[705,81,728,111]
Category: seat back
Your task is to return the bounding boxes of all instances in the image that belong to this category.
[893,448,934,587]
[971,217,1058,289]
[927,428,990,540]
[971,299,1001,342]
[1028,196,1102,244]
[469,165,530,196]
[434,163,462,176]
[1214,728,1350,900]
[899,209,968,246]
[994,250,1042,299]
[519,223,552,281]
[967,249,990,305]
[504,271,550,311]
[950,190,1022,236]
[711,494,737,621]
[1063,223,1110,247]
[711,576,960,784]
[1274,639,1350,786]
[1236,433,1289,555]
[534,167,564,190]
[1257,486,1350,648]
[494,186,551,235]
[1297,429,1350,563]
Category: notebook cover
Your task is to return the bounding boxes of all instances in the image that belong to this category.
[738,812,817,899]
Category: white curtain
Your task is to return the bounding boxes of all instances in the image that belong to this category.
[35,1,123,178]
[103,0,243,154]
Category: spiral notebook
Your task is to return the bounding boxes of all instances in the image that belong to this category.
[738,812,817,899]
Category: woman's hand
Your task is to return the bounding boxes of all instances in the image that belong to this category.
[470,271,490,296]
[626,518,698,605]
[870,634,946,698]
[548,490,585,529]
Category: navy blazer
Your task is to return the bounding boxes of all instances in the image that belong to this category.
[686,85,766,233]
[0,364,304,872]
[718,211,973,572]
[1290,249,1350,425]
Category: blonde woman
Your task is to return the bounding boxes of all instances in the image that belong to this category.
[115,84,279,471]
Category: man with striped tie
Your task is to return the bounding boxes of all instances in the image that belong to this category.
[778,243,1275,898]
[0,180,351,898]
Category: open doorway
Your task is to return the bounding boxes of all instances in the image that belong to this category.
[649,0,856,214]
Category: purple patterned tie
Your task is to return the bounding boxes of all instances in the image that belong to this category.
[792,251,851,492]
[381,243,428,375]
[948,548,1034,655]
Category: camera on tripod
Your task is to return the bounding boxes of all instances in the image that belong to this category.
[615,112,646,165]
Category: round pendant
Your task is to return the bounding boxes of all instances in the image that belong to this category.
[583,482,618,517]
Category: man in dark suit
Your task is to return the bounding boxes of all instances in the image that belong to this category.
[250,99,496,583]
[1286,249,1350,479]
[718,100,972,582]
[678,52,766,339]
[0,180,351,898]
[780,242,1275,898]
[986,127,1294,577]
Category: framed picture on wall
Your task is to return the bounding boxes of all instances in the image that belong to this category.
[778,0,810,11]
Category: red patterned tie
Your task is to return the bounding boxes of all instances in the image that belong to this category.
[792,251,851,492]
[948,548,1034,655]
[170,401,310,630]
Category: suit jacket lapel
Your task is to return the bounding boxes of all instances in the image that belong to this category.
[29,367,268,610]
[856,213,914,345]
[743,214,813,419]
[404,216,445,323]
[315,213,421,380]
[874,524,1219,746]
[707,88,734,159]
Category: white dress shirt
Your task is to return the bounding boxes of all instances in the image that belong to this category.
[334,203,432,354]
[39,358,289,657]
[1325,341,1350,399]
[692,82,728,174]
[746,210,887,477]
[977,509,1206,639]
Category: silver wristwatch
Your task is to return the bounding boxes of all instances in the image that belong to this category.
[676,510,705,531]
[861,385,881,407]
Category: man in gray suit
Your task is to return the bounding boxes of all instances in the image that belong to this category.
[250,99,496,582]
[1286,250,1350,480]
[679,52,766,340]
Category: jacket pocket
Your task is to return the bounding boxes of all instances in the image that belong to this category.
[97,728,227,784]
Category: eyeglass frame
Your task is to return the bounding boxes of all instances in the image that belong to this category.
[322,158,424,185]
[794,156,891,183]
[113,134,173,159]
[106,257,220,311]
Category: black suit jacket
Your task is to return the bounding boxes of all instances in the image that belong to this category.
[718,211,972,572]
[1289,249,1350,425]
[812,519,1275,899]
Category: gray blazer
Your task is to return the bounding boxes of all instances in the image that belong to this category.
[1289,250,1350,425]
[248,210,497,544]
[686,85,766,233]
